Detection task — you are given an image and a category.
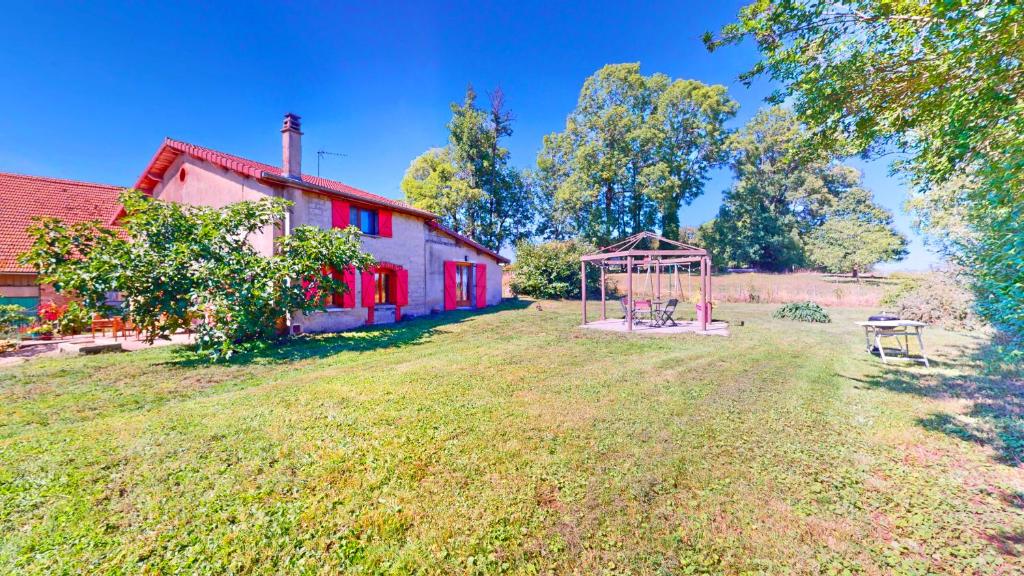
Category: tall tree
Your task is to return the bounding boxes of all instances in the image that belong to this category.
[707,0,1023,352]
[536,63,736,245]
[706,107,906,272]
[401,85,533,251]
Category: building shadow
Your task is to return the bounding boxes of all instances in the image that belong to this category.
[168,299,532,367]
[850,336,1023,467]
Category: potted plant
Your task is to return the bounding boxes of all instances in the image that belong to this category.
[28,324,54,340]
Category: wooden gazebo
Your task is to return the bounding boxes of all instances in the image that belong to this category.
[580,231,713,332]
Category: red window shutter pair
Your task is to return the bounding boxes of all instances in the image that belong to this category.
[331,199,350,228]
[378,209,393,237]
[443,261,457,311]
[475,263,487,308]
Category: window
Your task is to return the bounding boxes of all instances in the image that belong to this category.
[375,271,393,304]
[349,206,379,235]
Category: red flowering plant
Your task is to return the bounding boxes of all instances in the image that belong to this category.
[38,301,66,323]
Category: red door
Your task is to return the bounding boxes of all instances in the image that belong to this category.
[475,263,487,308]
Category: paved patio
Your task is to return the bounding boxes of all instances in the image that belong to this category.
[580,318,730,336]
[0,332,195,367]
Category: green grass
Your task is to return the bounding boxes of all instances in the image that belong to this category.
[1,300,1021,574]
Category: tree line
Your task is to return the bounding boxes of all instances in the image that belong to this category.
[401,63,907,276]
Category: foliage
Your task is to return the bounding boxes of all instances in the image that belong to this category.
[0,304,31,332]
[891,270,984,332]
[509,239,599,299]
[707,1,1023,353]
[1,303,1019,573]
[19,190,374,359]
[401,86,534,251]
[772,301,831,323]
[536,63,737,244]
[805,217,907,277]
[56,301,91,336]
[879,273,922,308]
[704,108,906,272]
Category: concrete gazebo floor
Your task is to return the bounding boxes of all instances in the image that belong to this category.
[580,318,729,336]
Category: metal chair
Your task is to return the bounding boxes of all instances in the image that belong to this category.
[654,299,679,327]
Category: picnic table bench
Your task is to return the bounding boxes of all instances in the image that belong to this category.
[855,320,929,367]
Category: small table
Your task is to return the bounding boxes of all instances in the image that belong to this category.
[855,320,929,367]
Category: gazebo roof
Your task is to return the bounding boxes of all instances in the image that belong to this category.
[581,231,708,264]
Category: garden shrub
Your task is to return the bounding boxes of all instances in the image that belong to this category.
[773,301,831,323]
[510,240,599,299]
[890,271,983,332]
[0,304,31,332]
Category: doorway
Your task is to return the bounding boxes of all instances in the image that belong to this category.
[454,262,472,308]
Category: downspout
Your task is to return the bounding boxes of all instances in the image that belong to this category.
[283,189,293,333]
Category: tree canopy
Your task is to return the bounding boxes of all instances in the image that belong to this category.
[708,0,1023,352]
[536,63,737,245]
[401,86,533,252]
[702,107,906,273]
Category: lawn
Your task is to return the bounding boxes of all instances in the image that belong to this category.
[1,300,1021,574]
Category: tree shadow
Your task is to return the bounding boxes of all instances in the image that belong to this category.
[166,299,533,368]
[852,336,1024,467]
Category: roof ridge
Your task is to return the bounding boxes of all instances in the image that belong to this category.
[0,171,123,190]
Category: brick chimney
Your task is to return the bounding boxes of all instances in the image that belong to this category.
[281,113,302,179]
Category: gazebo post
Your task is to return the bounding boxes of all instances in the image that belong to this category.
[581,261,587,325]
[700,257,708,332]
[655,260,661,301]
[626,256,634,332]
[600,265,606,320]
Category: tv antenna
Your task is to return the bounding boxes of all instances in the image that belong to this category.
[316,149,347,176]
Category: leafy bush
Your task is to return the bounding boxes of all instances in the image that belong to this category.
[510,240,599,299]
[880,273,923,307]
[56,301,91,335]
[773,301,831,323]
[890,271,983,332]
[0,304,31,332]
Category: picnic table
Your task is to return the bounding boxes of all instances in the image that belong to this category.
[855,320,929,367]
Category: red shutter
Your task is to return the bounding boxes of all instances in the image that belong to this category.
[361,269,376,325]
[330,267,344,307]
[361,269,376,308]
[320,265,332,307]
[396,268,409,306]
[378,209,392,237]
[475,263,487,308]
[443,261,457,311]
[331,199,350,228]
[341,266,356,308]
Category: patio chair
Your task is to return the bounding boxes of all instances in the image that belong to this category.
[619,298,630,324]
[654,299,679,327]
[634,299,653,325]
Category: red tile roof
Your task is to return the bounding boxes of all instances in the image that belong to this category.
[136,138,423,214]
[134,137,509,263]
[0,172,123,273]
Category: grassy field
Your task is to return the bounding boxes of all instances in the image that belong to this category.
[1,300,1021,574]
[603,271,911,308]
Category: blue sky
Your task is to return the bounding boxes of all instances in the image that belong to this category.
[0,1,938,269]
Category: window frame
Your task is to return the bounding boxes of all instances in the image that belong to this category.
[349,205,380,235]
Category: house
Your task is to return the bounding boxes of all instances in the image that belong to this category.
[0,172,123,313]
[133,113,509,333]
